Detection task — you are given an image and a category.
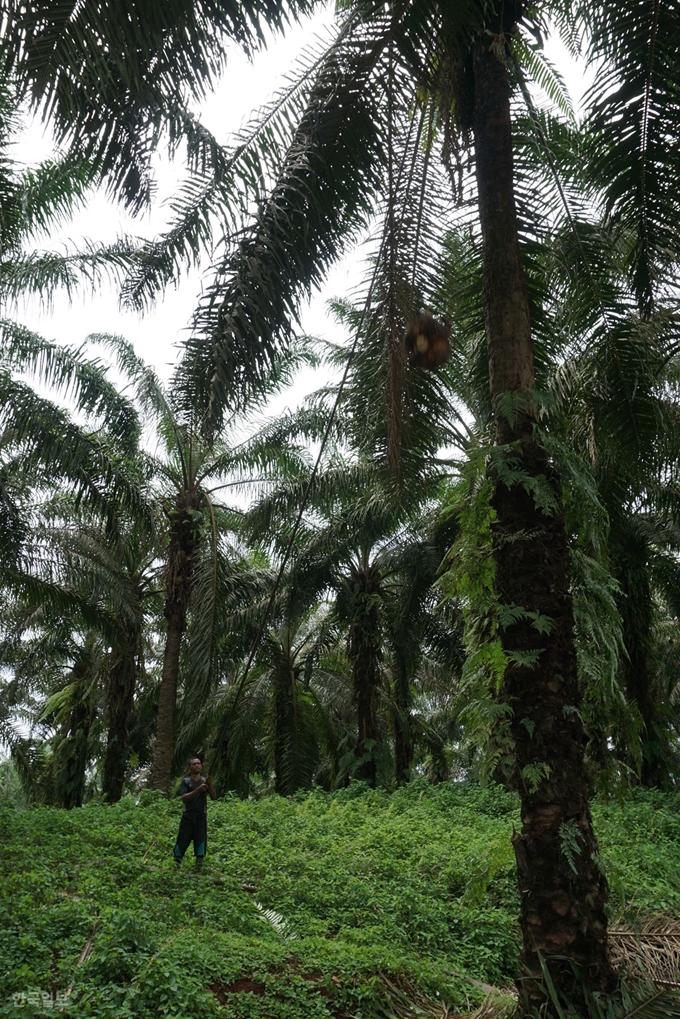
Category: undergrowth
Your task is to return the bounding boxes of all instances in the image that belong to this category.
[1,781,679,1018]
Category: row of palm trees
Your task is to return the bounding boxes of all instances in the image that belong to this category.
[2,0,680,1009]
[7,282,676,802]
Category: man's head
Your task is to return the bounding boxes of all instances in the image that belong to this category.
[188,756,203,777]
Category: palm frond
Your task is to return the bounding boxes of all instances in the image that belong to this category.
[611,923,680,990]
[1,0,318,211]
[0,322,141,448]
[574,0,680,311]
[178,9,394,430]
[0,239,137,304]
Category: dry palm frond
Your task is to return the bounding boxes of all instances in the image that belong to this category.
[610,920,680,988]
[377,975,454,1018]
[376,976,515,1019]
[463,992,517,1019]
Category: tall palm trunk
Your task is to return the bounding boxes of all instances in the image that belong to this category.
[614,535,669,787]
[150,493,201,793]
[347,564,383,786]
[272,657,316,796]
[272,664,297,796]
[102,624,140,802]
[102,639,138,798]
[392,663,414,786]
[55,657,93,809]
[471,10,614,1008]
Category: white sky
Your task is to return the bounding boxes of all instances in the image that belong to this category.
[14,3,353,405]
[12,9,592,404]
[0,13,594,756]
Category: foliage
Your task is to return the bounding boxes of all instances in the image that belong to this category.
[3,0,680,1008]
[2,783,680,1018]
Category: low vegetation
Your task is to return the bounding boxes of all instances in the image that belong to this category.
[2,783,680,1018]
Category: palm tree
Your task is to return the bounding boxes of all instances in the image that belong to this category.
[142,0,618,1000]
[0,454,160,802]
[92,334,316,793]
[48,637,103,809]
[53,507,161,802]
[257,606,340,796]
[0,78,146,554]
[385,507,464,785]
[7,0,680,1003]
[244,412,450,784]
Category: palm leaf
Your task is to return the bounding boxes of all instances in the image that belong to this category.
[572,0,680,311]
[1,0,318,211]
[0,322,141,448]
[611,923,680,990]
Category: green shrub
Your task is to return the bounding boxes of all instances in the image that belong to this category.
[2,784,679,1017]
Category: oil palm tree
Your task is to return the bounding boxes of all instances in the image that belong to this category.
[6,0,680,1003]
[49,505,161,802]
[91,333,316,792]
[0,433,159,803]
[243,414,447,783]
[0,329,157,806]
[141,0,621,999]
[538,214,680,786]
[0,78,146,558]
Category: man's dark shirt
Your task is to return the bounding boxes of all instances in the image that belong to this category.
[178,776,208,814]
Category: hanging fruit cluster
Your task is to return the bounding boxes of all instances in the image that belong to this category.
[404,314,450,369]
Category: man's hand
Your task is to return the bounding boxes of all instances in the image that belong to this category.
[182,780,207,803]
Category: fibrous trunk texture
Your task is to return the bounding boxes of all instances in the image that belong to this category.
[615,542,668,787]
[102,627,140,803]
[347,564,383,786]
[273,663,315,797]
[150,494,201,793]
[392,666,414,786]
[472,12,615,1008]
[491,447,613,1008]
[55,660,92,809]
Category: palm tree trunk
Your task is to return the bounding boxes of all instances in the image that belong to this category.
[273,665,299,797]
[471,15,615,1008]
[55,658,93,809]
[150,499,201,793]
[615,541,669,787]
[151,607,185,793]
[392,666,413,786]
[102,636,139,803]
[103,582,145,802]
[347,565,382,786]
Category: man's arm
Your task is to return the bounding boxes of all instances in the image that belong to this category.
[180,780,208,804]
[205,775,216,800]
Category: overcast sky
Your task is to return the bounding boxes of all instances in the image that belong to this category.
[14,3,351,400]
[14,6,590,405]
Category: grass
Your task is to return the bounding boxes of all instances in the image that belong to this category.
[1,781,680,1018]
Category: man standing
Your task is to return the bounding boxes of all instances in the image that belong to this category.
[173,756,216,869]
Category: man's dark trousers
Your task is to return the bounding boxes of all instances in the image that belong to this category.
[173,811,207,859]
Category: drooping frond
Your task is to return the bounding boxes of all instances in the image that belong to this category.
[0,322,141,449]
[84,332,173,429]
[178,8,394,430]
[119,32,344,311]
[570,0,680,312]
[0,374,148,521]
[0,239,137,305]
[0,0,318,211]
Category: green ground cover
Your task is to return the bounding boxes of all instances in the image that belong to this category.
[2,782,680,1018]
